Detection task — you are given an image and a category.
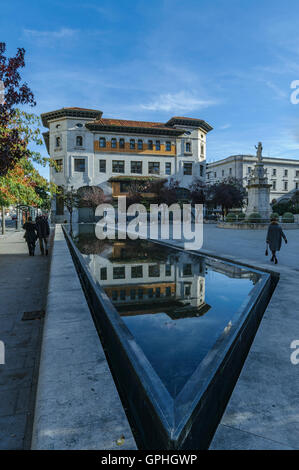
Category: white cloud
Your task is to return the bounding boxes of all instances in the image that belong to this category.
[141,91,217,113]
[24,28,78,39]
[219,123,231,130]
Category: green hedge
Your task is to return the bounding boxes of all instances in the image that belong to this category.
[247,212,262,222]
[237,212,246,221]
[282,212,294,223]
[226,212,237,222]
[270,212,279,221]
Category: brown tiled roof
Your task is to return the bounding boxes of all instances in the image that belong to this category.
[86,118,185,136]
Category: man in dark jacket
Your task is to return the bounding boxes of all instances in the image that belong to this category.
[36,215,50,255]
[23,217,38,256]
[266,218,287,264]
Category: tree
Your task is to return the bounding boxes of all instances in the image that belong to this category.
[189,177,206,204]
[207,177,245,217]
[77,186,111,212]
[154,178,180,206]
[0,43,36,175]
[60,186,80,227]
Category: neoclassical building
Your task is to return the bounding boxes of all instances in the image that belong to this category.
[206,154,299,202]
[41,107,212,221]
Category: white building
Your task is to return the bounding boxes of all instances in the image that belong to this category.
[206,154,299,203]
[41,108,212,221]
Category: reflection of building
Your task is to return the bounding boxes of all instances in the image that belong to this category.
[84,242,210,319]
[41,108,212,222]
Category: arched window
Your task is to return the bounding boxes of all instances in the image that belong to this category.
[99,137,106,148]
[201,144,204,155]
[155,140,161,151]
[130,139,135,149]
[137,139,143,150]
[111,138,117,148]
[148,140,153,150]
[56,136,61,148]
[76,136,83,147]
[186,142,191,152]
[119,138,125,149]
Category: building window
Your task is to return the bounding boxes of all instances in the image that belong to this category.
[183,162,193,175]
[55,136,61,148]
[113,266,125,279]
[120,290,126,300]
[112,160,125,173]
[284,169,288,177]
[149,264,160,277]
[222,169,225,177]
[131,161,142,174]
[166,141,171,151]
[229,168,232,175]
[272,169,276,176]
[165,286,171,297]
[120,182,130,193]
[100,267,107,280]
[99,160,106,173]
[186,142,191,152]
[76,136,83,147]
[272,181,276,190]
[284,181,288,191]
[138,289,144,299]
[200,165,204,177]
[201,144,204,156]
[131,265,143,278]
[76,123,83,128]
[155,140,161,151]
[130,139,135,149]
[111,138,117,148]
[137,139,143,150]
[112,291,118,301]
[74,158,85,172]
[148,140,153,150]
[183,264,192,276]
[55,159,63,173]
[99,137,106,148]
[165,264,171,276]
[214,172,217,178]
[148,162,160,174]
[248,167,252,174]
[165,162,171,175]
[119,138,125,149]
[296,182,299,189]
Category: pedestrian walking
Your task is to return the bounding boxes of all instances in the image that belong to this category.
[36,214,50,255]
[23,217,38,256]
[266,217,287,264]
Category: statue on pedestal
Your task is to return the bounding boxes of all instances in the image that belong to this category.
[245,142,271,221]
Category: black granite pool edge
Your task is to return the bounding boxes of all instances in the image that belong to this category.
[62,226,279,450]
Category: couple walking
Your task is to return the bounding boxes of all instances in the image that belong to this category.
[23,215,50,256]
[266,217,287,264]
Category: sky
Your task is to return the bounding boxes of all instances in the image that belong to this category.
[2,0,299,179]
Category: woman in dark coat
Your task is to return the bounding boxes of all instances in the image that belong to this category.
[266,218,287,264]
[23,217,38,256]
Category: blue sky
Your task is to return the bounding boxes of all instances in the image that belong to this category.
[2,0,299,179]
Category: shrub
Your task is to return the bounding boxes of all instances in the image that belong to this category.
[247,212,262,223]
[226,212,237,222]
[282,212,294,223]
[270,212,279,221]
[237,212,246,221]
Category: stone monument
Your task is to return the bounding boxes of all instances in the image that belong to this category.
[245,142,271,221]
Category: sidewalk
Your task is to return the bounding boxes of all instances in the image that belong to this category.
[0,229,52,449]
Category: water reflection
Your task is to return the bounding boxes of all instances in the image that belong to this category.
[72,224,260,398]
